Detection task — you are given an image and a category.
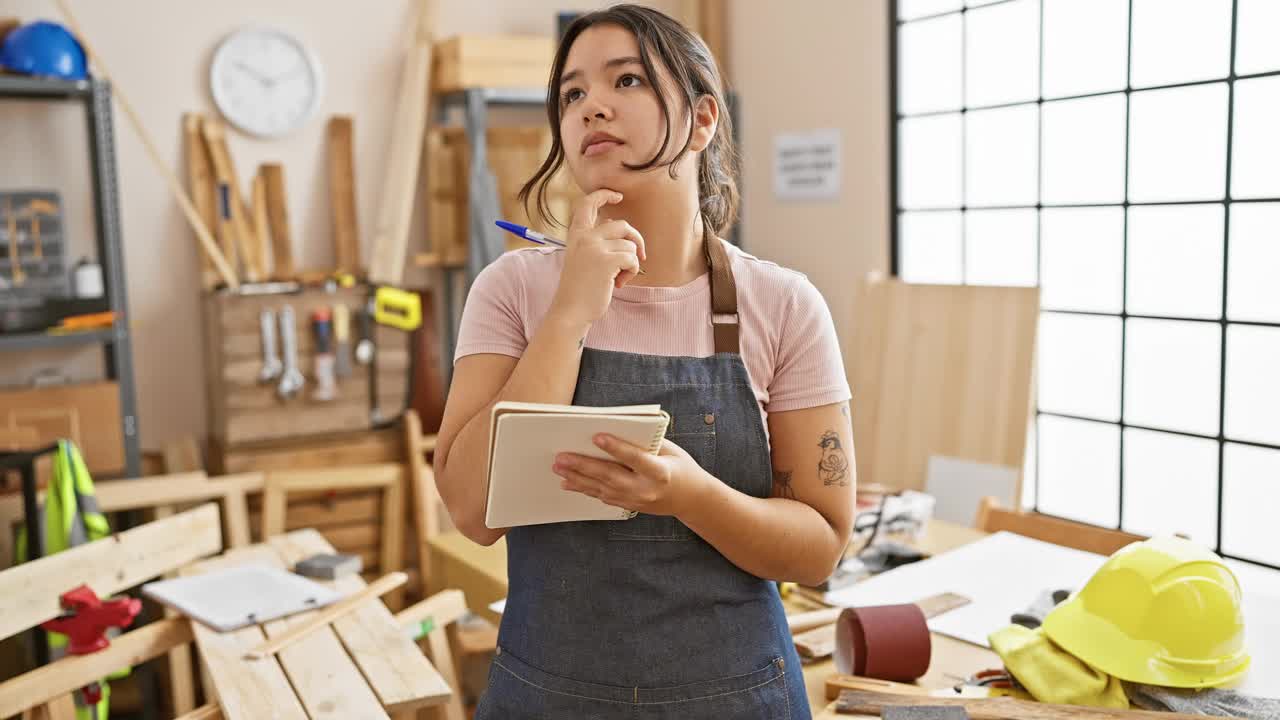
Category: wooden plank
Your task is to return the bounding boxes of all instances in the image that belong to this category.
[245,572,407,659]
[251,171,272,280]
[394,589,465,630]
[201,118,261,283]
[153,505,198,717]
[239,541,392,720]
[0,618,193,717]
[261,164,295,280]
[975,497,1145,556]
[835,690,1231,720]
[267,493,382,530]
[183,113,222,290]
[327,116,361,275]
[270,464,401,493]
[182,545,310,720]
[824,675,928,702]
[853,277,1039,493]
[261,479,288,541]
[217,428,403,475]
[270,530,452,713]
[0,504,222,642]
[174,705,223,720]
[20,695,76,720]
[405,410,440,598]
[379,470,406,610]
[222,483,252,548]
[368,35,433,286]
[163,436,205,472]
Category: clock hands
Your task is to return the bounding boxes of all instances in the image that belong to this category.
[233,60,272,86]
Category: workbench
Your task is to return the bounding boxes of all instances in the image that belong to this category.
[182,528,452,719]
[428,519,1000,716]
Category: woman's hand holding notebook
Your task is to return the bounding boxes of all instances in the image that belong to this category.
[484,401,670,528]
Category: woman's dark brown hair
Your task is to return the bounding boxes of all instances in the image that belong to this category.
[518,4,739,236]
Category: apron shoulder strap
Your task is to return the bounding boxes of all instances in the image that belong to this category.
[704,226,739,355]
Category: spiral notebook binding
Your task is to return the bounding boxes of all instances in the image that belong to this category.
[621,412,668,521]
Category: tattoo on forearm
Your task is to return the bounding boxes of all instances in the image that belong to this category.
[818,430,850,486]
[771,469,796,500]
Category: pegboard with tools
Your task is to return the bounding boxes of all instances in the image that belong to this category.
[0,190,70,303]
[202,285,411,449]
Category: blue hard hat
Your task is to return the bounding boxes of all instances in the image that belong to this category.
[0,21,88,81]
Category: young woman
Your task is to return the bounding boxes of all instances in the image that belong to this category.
[433,5,855,718]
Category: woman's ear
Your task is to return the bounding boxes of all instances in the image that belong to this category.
[689,94,719,153]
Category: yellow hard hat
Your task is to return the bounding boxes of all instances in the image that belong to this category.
[1041,536,1250,689]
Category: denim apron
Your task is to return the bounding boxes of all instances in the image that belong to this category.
[475,234,810,719]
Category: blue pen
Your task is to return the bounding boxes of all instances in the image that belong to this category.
[495,220,645,273]
[495,220,565,247]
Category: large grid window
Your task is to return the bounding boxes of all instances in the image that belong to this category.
[891,0,1280,571]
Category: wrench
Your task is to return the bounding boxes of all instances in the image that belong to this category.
[258,309,283,383]
[277,305,305,399]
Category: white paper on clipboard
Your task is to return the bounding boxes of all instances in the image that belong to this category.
[143,564,342,631]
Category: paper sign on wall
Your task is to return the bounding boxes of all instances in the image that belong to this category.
[773,129,841,200]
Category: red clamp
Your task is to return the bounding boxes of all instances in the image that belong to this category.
[40,584,141,655]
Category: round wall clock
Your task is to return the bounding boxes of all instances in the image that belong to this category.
[209,26,323,138]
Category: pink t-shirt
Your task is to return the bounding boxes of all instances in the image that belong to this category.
[454,239,851,428]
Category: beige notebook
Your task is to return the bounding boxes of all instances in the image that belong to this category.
[484,401,670,528]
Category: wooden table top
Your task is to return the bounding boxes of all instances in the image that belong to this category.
[181,528,452,720]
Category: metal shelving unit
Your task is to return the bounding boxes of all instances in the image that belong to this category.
[0,75,141,480]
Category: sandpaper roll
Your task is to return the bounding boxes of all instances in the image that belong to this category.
[834,604,932,682]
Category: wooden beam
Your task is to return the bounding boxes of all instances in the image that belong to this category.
[244,572,408,660]
[0,618,193,717]
[182,114,222,291]
[0,504,222,642]
[153,505,198,716]
[201,117,261,282]
[394,588,465,630]
[269,530,452,713]
[173,705,223,720]
[269,464,402,493]
[405,410,440,600]
[379,470,406,610]
[20,695,76,720]
[836,690,1228,719]
[975,497,1146,556]
[251,171,272,280]
[162,436,204,473]
[261,163,296,281]
[328,116,361,275]
[368,0,435,286]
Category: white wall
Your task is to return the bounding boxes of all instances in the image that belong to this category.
[731,0,891,389]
